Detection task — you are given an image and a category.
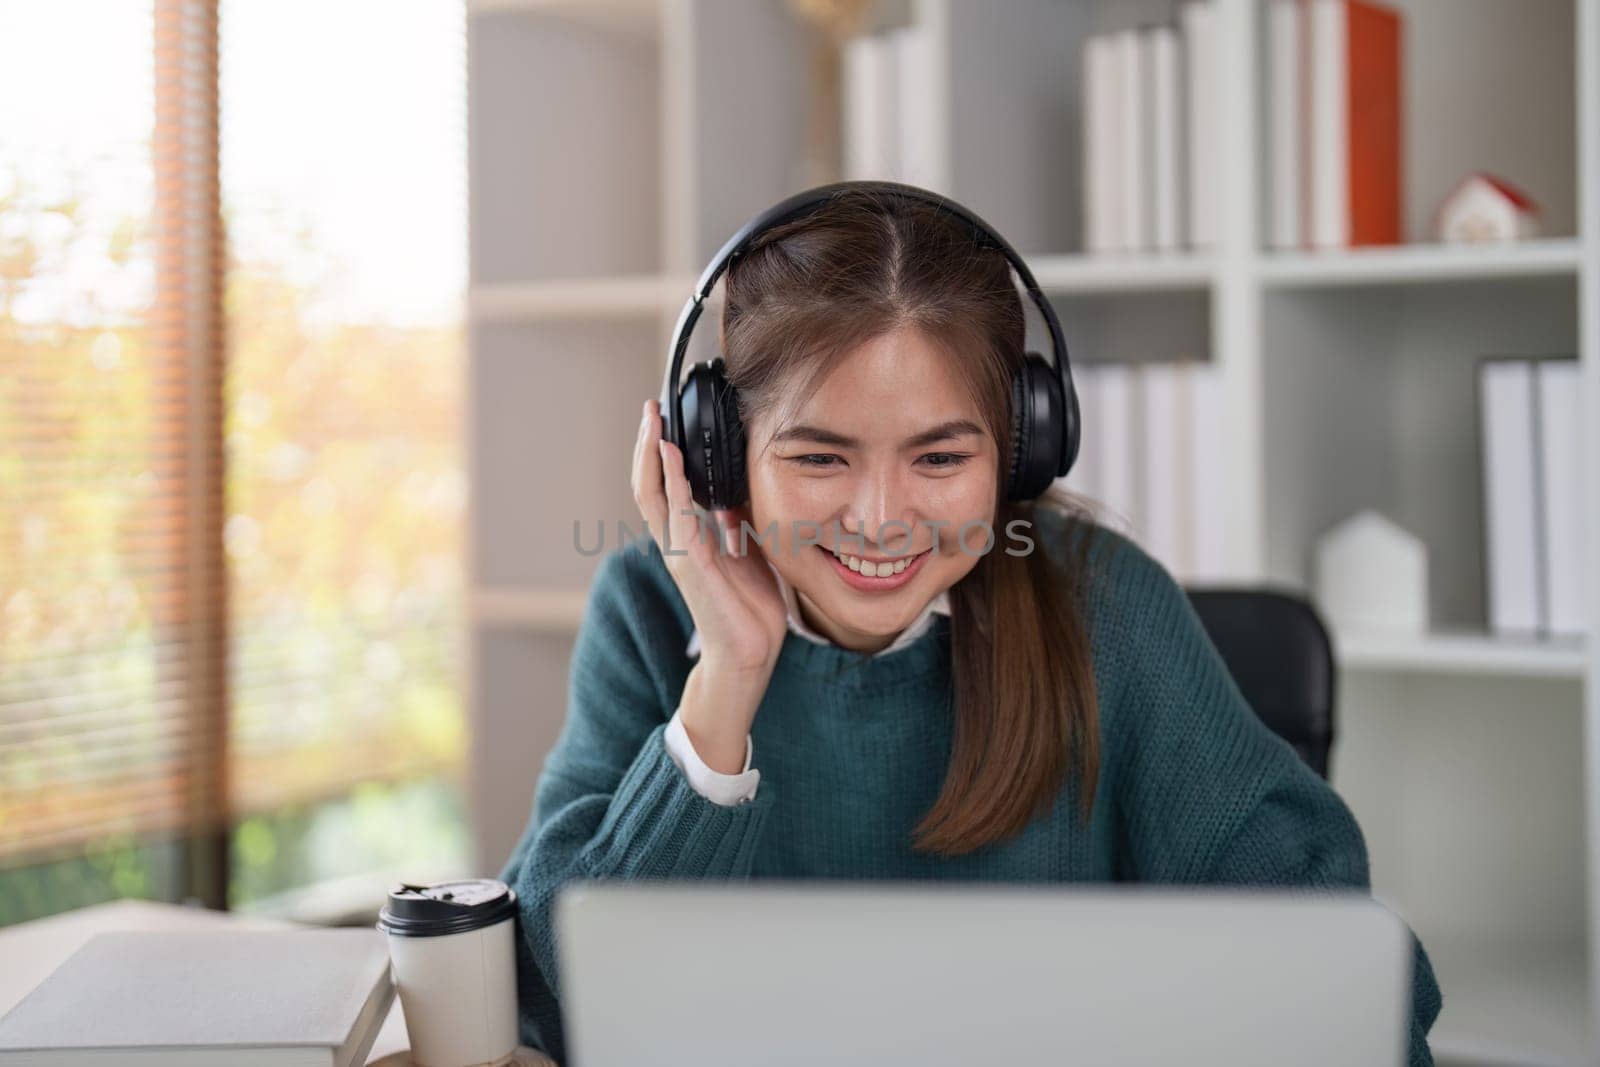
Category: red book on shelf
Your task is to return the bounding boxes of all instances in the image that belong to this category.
[1308,0,1402,248]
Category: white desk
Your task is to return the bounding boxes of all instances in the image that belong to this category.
[0,898,410,1063]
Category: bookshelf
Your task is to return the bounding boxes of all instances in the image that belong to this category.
[465,1,1600,1063]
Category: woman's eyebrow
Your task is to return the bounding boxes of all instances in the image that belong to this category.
[902,419,985,447]
[772,419,984,449]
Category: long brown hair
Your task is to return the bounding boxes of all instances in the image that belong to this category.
[720,187,1104,857]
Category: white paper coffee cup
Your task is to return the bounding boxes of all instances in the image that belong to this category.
[378,879,520,1067]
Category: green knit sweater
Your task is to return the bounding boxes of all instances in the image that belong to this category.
[498,511,1442,1065]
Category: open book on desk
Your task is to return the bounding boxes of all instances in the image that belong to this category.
[0,928,394,1067]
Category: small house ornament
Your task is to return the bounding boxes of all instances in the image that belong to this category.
[1434,172,1541,243]
[1315,510,1430,635]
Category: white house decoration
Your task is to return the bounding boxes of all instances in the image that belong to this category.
[1315,509,1430,635]
[1434,172,1541,243]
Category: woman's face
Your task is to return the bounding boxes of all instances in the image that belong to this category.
[744,325,998,653]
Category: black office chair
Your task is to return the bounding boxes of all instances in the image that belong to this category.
[1182,588,1336,780]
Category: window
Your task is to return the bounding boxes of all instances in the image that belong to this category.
[0,0,468,925]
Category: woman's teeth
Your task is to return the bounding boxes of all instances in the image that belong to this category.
[829,546,921,577]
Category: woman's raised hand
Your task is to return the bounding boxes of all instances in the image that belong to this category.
[633,398,789,680]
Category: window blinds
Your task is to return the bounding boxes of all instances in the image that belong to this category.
[0,0,229,904]
[1,0,465,902]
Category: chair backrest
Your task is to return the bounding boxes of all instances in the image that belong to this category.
[1183,588,1336,779]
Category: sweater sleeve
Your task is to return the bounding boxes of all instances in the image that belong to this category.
[1103,540,1442,1067]
[664,706,761,806]
[496,546,776,1065]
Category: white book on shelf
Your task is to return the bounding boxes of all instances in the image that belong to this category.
[841,33,877,179]
[1479,358,1543,635]
[1181,1,1217,250]
[878,30,903,181]
[1537,358,1587,637]
[1307,0,1344,248]
[1083,34,1115,254]
[1141,362,1190,578]
[1148,24,1184,252]
[1103,34,1126,253]
[1115,27,1147,252]
[1268,0,1303,249]
[1305,0,1401,248]
[894,23,939,190]
[842,32,898,181]
[1188,361,1230,582]
[1095,362,1143,540]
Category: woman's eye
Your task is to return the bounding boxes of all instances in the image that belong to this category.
[785,453,971,470]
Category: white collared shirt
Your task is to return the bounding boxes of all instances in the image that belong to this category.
[666,559,952,806]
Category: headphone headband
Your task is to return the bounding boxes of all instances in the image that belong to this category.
[660,180,1078,494]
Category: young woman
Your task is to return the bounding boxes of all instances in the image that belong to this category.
[499,187,1442,1065]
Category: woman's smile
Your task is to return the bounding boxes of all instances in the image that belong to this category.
[816,542,934,592]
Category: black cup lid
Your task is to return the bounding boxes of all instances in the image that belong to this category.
[377,878,517,938]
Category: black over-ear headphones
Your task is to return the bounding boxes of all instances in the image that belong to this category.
[658,180,1080,511]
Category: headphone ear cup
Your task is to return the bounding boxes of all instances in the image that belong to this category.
[1006,354,1066,501]
[1006,367,1034,501]
[715,370,749,510]
[678,357,747,511]
[678,360,717,510]
[1059,359,1080,480]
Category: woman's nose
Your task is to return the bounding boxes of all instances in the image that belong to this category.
[849,469,912,551]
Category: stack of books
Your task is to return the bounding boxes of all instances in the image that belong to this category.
[840,22,939,190]
[1479,356,1587,639]
[1060,359,1229,584]
[1268,0,1404,249]
[1080,1,1218,254]
[0,929,394,1066]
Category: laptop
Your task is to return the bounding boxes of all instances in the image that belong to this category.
[554,881,1412,1067]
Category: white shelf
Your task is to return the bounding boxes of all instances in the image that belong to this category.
[1426,933,1592,1066]
[1027,253,1216,294]
[470,275,690,322]
[471,587,587,631]
[1257,239,1585,289]
[1334,627,1588,680]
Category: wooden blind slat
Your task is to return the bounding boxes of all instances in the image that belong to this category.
[0,1,230,899]
[151,0,229,908]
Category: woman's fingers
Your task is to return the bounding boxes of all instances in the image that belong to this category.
[657,432,710,564]
[632,398,669,544]
[631,399,651,487]
[629,400,787,671]
[634,396,719,578]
